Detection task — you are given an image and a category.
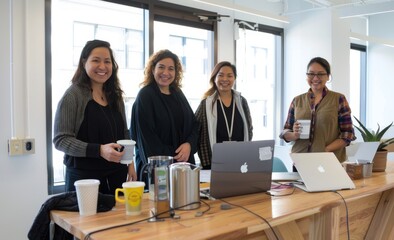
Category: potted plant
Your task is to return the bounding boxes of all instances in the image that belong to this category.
[353,116,394,172]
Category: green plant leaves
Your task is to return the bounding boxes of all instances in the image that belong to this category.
[353,116,394,151]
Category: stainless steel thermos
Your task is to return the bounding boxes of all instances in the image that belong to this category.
[170,162,201,210]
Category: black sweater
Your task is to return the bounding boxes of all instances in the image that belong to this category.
[130,83,199,178]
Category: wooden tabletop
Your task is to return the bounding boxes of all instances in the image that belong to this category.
[51,161,394,240]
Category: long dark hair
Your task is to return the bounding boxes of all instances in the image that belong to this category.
[202,61,237,99]
[71,39,123,111]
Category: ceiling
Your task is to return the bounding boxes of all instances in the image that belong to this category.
[233,0,394,18]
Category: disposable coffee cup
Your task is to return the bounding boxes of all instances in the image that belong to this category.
[74,179,100,216]
[117,139,135,164]
[115,181,145,216]
[297,119,311,139]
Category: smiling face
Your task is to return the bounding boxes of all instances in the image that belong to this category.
[306,62,329,93]
[152,57,175,93]
[215,66,235,94]
[84,47,112,86]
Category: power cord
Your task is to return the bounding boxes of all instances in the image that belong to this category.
[194,199,211,217]
[333,191,350,240]
[83,200,210,240]
[218,198,280,240]
[267,182,296,197]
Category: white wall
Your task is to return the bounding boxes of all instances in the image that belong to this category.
[0,0,48,239]
[283,9,352,115]
[284,9,334,111]
[1,0,394,239]
[367,13,394,136]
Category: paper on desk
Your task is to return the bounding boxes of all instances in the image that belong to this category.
[200,170,211,182]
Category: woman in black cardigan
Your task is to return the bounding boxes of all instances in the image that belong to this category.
[130,49,199,182]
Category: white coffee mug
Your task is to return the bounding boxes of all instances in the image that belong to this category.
[116,139,135,164]
[297,120,311,139]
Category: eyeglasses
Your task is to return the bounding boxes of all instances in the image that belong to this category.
[306,73,327,79]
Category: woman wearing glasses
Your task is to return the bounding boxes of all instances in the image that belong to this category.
[279,57,355,163]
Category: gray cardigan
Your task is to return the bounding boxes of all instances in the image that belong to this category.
[53,84,129,158]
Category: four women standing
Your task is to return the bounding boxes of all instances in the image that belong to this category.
[55,41,355,190]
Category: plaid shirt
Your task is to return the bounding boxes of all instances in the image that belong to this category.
[282,87,355,145]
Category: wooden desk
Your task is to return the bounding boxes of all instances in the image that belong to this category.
[51,162,394,240]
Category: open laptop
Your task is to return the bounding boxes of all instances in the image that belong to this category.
[346,142,380,164]
[290,152,355,192]
[208,140,275,198]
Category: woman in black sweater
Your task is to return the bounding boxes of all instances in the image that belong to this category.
[130,49,199,181]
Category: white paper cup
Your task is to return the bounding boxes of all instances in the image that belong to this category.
[117,139,136,164]
[74,179,100,216]
[298,119,311,139]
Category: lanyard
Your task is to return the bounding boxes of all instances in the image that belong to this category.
[219,96,236,141]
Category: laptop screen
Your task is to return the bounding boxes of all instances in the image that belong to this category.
[347,142,379,164]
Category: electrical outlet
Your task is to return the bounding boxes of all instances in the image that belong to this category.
[8,139,23,156]
[8,138,35,156]
[22,138,35,154]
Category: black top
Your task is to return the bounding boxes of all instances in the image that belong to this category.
[216,98,244,143]
[130,83,199,176]
[161,93,184,143]
[64,100,126,170]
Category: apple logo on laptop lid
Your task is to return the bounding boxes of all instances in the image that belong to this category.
[317,165,326,173]
[240,162,248,173]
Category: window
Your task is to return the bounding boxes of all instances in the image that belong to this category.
[154,21,214,110]
[235,21,283,141]
[72,22,144,69]
[350,43,367,122]
[46,0,215,194]
[47,0,146,193]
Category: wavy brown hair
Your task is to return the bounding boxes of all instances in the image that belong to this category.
[140,49,183,90]
[71,39,123,111]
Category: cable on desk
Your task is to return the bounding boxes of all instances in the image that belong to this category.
[195,199,211,217]
[271,182,294,189]
[267,182,296,197]
[83,201,208,240]
[333,190,350,240]
[218,198,280,240]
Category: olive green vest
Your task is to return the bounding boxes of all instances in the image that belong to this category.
[292,91,346,162]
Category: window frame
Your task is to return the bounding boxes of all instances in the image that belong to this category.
[350,43,367,123]
[234,19,284,142]
[45,0,217,194]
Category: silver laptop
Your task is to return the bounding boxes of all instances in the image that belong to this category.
[209,140,275,198]
[290,152,355,192]
[347,142,380,164]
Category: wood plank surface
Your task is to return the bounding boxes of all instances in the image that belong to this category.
[51,161,394,240]
[365,188,394,240]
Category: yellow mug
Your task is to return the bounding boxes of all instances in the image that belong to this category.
[115,181,145,216]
